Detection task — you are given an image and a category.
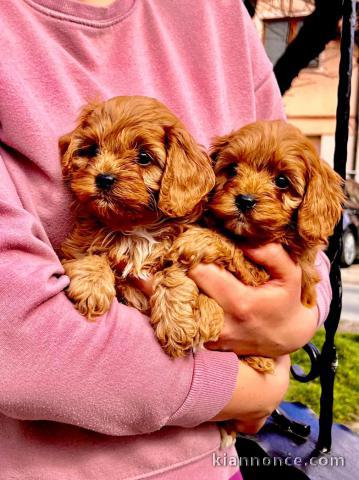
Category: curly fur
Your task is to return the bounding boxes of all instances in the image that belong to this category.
[60,105,343,449]
[209,120,344,308]
[60,103,343,376]
[151,120,343,374]
[60,96,215,321]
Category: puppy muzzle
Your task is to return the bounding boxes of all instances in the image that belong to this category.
[235,194,257,212]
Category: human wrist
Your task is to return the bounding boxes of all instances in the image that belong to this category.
[212,357,289,423]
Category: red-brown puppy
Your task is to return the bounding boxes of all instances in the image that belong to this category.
[209,120,344,307]
[59,95,215,323]
[152,120,343,371]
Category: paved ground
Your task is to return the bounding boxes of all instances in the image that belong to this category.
[339,263,359,332]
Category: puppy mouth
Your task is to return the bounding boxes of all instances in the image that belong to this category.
[222,208,249,236]
[234,213,247,228]
[236,210,248,221]
[226,197,262,237]
[92,182,154,212]
[90,191,160,229]
[93,196,151,215]
[224,211,250,236]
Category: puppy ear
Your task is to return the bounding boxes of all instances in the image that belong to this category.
[78,100,100,127]
[59,132,73,178]
[209,134,232,171]
[297,159,344,245]
[158,126,215,217]
[59,102,100,178]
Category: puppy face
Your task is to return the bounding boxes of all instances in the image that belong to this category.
[209,121,343,247]
[60,96,214,230]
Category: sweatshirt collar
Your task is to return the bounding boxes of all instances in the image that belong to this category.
[24,0,136,26]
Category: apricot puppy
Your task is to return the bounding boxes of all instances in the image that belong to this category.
[209,120,344,307]
[60,95,215,323]
[151,120,343,373]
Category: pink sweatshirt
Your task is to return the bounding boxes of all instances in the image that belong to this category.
[0,1,331,479]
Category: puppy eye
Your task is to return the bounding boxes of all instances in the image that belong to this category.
[77,144,99,158]
[137,150,153,166]
[227,163,237,178]
[275,175,290,189]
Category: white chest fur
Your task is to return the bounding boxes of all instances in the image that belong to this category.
[113,228,159,280]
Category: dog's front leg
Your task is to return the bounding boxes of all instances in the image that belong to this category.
[150,259,225,357]
[149,228,230,357]
[300,267,319,308]
[150,265,203,357]
[173,231,274,373]
[62,255,116,320]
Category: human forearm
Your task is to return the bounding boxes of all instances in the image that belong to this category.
[212,355,290,430]
[0,158,240,436]
[0,260,238,435]
[0,251,238,435]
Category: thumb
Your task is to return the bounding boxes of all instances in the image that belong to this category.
[241,243,299,282]
[189,263,248,313]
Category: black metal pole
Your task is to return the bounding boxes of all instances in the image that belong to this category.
[316,0,356,453]
[354,1,359,180]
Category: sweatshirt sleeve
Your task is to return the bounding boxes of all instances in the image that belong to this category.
[0,156,239,436]
[315,250,333,327]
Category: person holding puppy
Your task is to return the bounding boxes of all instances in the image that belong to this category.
[0,1,332,479]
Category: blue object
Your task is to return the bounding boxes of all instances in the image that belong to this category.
[236,402,359,479]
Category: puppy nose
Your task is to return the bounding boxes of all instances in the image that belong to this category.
[236,194,257,212]
[96,173,116,190]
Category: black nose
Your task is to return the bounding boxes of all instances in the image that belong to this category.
[236,194,257,211]
[95,173,116,190]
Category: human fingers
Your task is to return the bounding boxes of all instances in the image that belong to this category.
[242,243,301,283]
[189,263,248,314]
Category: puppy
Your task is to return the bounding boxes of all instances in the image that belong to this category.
[209,120,344,307]
[59,95,215,322]
[151,120,344,370]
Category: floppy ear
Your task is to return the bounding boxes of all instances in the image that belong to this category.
[58,132,74,178]
[209,134,232,173]
[77,100,100,127]
[59,102,100,178]
[297,159,344,245]
[158,126,215,217]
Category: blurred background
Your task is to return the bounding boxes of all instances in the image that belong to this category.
[243,0,359,431]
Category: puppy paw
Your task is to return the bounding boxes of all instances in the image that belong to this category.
[63,255,116,320]
[219,425,237,449]
[301,266,319,308]
[195,294,224,345]
[241,355,275,374]
[228,250,269,286]
[150,267,199,358]
[301,287,317,308]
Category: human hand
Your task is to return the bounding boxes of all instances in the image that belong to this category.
[189,244,318,357]
[212,354,291,434]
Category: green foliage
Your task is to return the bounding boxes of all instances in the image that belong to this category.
[286,330,359,424]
